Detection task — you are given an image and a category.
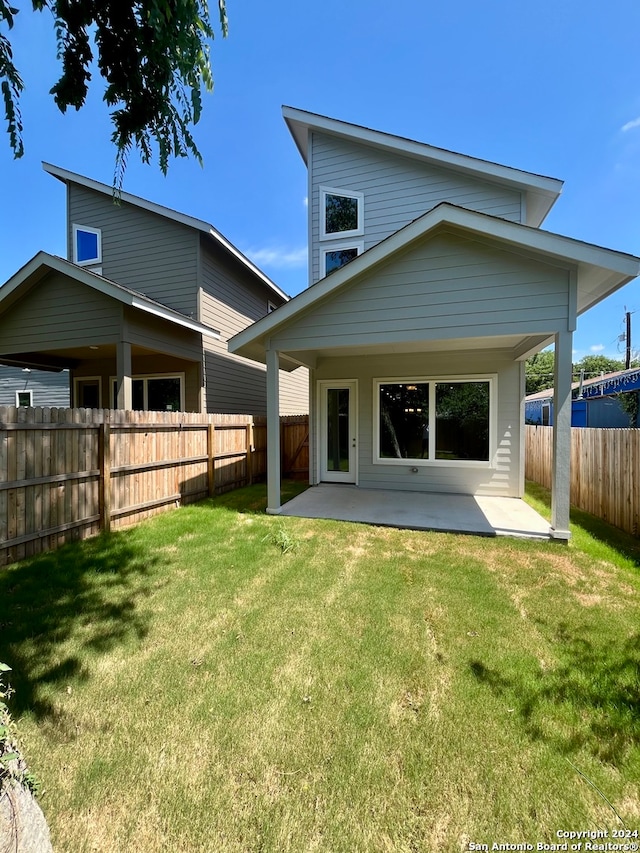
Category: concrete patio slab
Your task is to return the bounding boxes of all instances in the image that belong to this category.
[278,484,551,539]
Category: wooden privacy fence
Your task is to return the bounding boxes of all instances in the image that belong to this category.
[0,407,309,567]
[525,425,640,536]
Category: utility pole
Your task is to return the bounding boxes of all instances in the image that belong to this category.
[626,311,632,369]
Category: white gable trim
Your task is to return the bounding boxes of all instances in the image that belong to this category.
[283,106,563,227]
[229,203,640,362]
[1,252,221,340]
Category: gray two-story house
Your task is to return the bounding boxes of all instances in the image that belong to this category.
[0,164,308,415]
[230,107,640,539]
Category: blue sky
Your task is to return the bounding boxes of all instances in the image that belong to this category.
[1,0,639,362]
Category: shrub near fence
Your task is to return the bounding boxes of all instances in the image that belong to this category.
[525,425,640,536]
[0,407,309,567]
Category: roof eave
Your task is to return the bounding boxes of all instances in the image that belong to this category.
[42,162,289,302]
[230,204,640,362]
[282,106,564,218]
[1,252,221,340]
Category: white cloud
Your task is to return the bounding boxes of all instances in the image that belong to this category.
[303,197,308,208]
[590,344,605,353]
[246,246,308,269]
[621,117,640,132]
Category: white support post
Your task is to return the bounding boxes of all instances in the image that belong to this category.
[551,329,572,540]
[266,347,281,514]
[116,340,132,410]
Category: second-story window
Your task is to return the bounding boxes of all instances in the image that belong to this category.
[322,243,363,276]
[320,187,363,240]
[73,224,102,268]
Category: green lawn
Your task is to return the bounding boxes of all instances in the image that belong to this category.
[1,482,639,852]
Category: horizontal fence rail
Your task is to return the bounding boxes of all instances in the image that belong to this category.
[525,425,640,536]
[0,407,309,567]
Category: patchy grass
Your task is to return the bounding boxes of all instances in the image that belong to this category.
[1,482,639,852]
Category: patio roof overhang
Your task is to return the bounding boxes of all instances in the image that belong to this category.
[0,252,221,373]
[229,204,640,369]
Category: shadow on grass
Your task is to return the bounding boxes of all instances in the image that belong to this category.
[470,626,640,765]
[0,531,158,721]
[525,480,640,567]
[206,480,310,515]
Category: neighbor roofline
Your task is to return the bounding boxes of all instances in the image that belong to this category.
[42,162,290,302]
[1,252,221,339]
[282,105,564,226]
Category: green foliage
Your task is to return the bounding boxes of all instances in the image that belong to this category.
[0,663,38,796]
[617,390,640,427]
[577,354,629,379]
[263,523,298,554]
[526,349,556,394]
[1,0,228,189]
[526,350,634,396]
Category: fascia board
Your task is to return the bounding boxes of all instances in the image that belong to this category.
[230,203,640,359]
[1,252,221,339]
[282,106,563,202]
[42,162,289,302]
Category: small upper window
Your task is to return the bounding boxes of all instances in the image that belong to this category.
[73,224,102,266]
[322,243,363,276]
[16,390,33,407]
[320,187,363,240]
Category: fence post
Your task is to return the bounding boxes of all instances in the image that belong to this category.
[99,422,111,533]
[246,422,253,486]
[207,423,216,497]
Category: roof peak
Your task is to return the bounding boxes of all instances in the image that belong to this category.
[282,105,563,228]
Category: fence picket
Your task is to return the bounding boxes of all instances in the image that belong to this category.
[0,408,309,566]
[525,425,640,537]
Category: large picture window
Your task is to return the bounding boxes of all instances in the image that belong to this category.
[110,374,183,411]
[376,378,493,465]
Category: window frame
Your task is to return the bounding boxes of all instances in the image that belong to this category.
[73,376,102,409]
[72,224,102,267]
[109,373,185,412]
[15,390,33,407]
[373,375,497,468]
[320,241,364,277]
[319,186,364,241]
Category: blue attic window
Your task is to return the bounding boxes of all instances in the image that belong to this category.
[73,224,102,266]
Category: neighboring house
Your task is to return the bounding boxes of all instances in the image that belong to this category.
[230,106,640,540]
[0,365,70,408]
[526,368,640,427]
[0,164,308,416]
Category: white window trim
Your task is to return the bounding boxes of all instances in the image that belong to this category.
[109,373,185,411]
[15,390,33,407]
[73,376,102,409]
[373,374,497,468]
[319,186,364,240]
[72,223,102,266]
[321,241,364,277]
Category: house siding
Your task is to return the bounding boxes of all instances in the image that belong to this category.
[314,350,522,497]
[0,272,122,351]
[0,366,70,407]
[310,132,523,284]
[71,354,201,411]
[274,233,571,352]
[68,185,199,317]
[200,244,308,415]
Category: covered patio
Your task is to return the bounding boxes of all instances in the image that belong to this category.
[279,483,551,539]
